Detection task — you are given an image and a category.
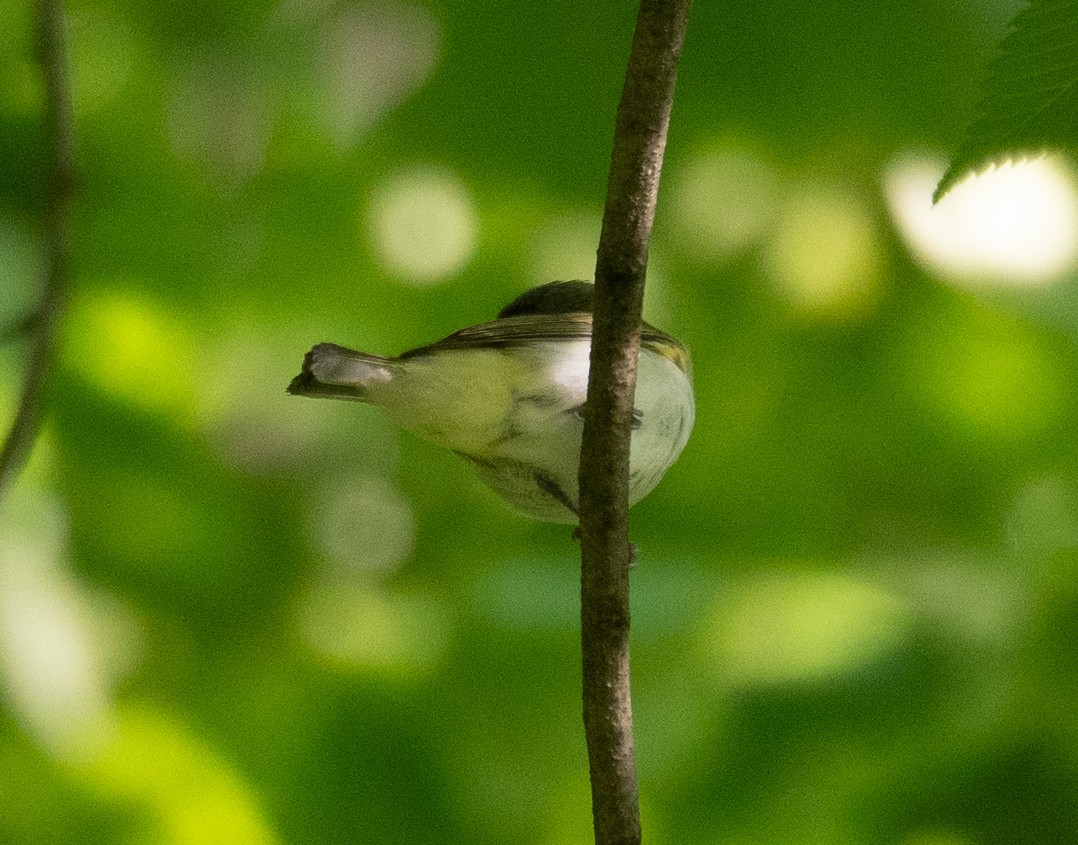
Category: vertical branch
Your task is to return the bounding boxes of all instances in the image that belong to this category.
[578,0,692,843]
[0,0,75,499]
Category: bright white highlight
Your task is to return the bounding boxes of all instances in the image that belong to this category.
[0,492,135,760]
[885,153,1078,286]
[547,339,592,401]
[369,166,477,284]
[0,556,113,758]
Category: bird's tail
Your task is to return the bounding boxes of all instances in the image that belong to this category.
[287,343,394,401]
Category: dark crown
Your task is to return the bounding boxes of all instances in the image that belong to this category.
[498,281,594,319]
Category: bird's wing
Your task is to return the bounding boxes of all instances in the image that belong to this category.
[400,312,691,376]
[399,313,594,356]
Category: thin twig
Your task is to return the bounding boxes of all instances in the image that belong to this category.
[0,0,75,498]
[578,1,692,842]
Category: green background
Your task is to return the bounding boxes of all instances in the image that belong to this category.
[3,0,1078,843]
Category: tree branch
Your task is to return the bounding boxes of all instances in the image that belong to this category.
[578,1,692,843]
[0,0,75,500]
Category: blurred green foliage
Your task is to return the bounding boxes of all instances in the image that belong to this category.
[3,1,1078,844]
[936,0,1078,200]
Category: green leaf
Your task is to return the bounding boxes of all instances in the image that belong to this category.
[935,0,1078,203]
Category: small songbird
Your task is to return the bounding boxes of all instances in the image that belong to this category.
[287,280,694,523]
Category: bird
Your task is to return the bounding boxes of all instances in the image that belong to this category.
[287,280,694,523]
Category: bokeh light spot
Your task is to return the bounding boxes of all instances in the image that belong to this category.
[885,153,1078,287]
[669,145,779,261]
[76,706,278,845]
[63,289,198,422]
[319,2,439,145]
[902,306,1068,442]
[368,166,477,284]
[296,580,450,674]
[1006,476,1078,558]
[0,490,116,760]
[762,184,883,320]
[167,58,272,180]
[702,570,912,687]
[888,558,1020,647]
[309,474,415,574]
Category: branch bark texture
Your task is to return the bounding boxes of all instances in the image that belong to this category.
[578,1,692,843]
[0,0,74,500]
